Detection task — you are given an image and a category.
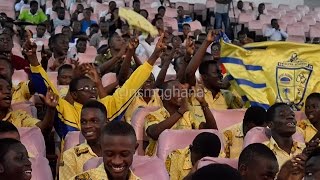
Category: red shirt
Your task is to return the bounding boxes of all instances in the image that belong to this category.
[11,55,31,73]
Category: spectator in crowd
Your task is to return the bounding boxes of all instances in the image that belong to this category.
[71,20,87,42]
[51,7,71,29]
[90,21,109,49]
[223,106,268,158]
[167,132,221,180]
[18,1,47,25]
[15,0,29,13]
[214,0,232,36]
[45,0,62,17]
[71,121,140,180]
[237,0,254,13]
[256,3,266,20]
[158,6,166,17]
[234,30,254,46]
[0,31,30,73]
[264,19,288,41]
[0,121,20,140]
[56,64,73,97]
[59,100,109,180]
[71,3,84,21]
[133,0,141,13]
[238,143,279,180]
[152,17,164,34]
[46,33,70,71]
[188,164,241,180]
[298,93,320,142]
[88,23,100,38]
[108,8,124,34]
[139,9,149,19]
[80,8,97,33]
[34,23,50,39]
[177,6,192,32]
[181,23,191,42]
[304,147,320,179]
[264,103,305,167]
[144,80,218,156]
[0,138,32,180]
[99,1,117,22]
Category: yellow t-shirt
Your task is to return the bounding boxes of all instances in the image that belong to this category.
[124,90,163,123]
[59,142,98,180]
[263,137,305,168]
[222,122,244,159]
[297,119,318,143]
[2,110,40,128]
[70,164,141,180]
[166,147,192,180]
[12,81,32,103]
[144,107,205,156]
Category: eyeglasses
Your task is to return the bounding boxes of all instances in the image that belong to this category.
[77,86,97,92]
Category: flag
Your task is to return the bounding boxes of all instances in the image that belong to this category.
[220,41,320,110]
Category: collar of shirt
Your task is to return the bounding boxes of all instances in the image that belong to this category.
[28,10,39,16]
[96,164,140,180]
[204,87,221,102]
[2,110,13,121]
[79,142,98,157]
[137,90,159,106]
[268,137,304,156]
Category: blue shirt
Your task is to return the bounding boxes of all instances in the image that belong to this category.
[177,16,192,32]
[80,20,97,33]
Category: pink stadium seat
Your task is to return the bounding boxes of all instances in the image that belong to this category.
[165,8,178,18]
[228,9,241,23]
[259,14,274,25]
[238,12,254,25]
[12,70,29,86]
[94,4,108,15]
[243,127,305,148]
[267,9,281,19]
[194,3,206,11]
[278,4,290,11]
[64,131,85,152]
[47,72,58,88]
[145,7,158,14]
[307,11,320,22]
[12,101,36,117]
[29,156,53,180]
[55,25,63,34]
[141,3,152,9]
[101,73,117,87]
[206,0,216,8]
[18,127,46,157]
[295,111,307,121]
[25,26,37,35]
[309,26,320,38]
[197,157,238,169]
[210,109,246,130]
[286,10,302,21]
[77,53,96,64]
[296,5,310,14]
[114,0,125,7]
[281,15,297,25]
[156,129,223,161]
[131,106,160,155]
[163,17,179,31]
[294,22,310,34]
[264,3,273,10]
[287,24,305,43]
[277,20,288,31]
[83,156,170,180]
[188,20,202,31]
[248,20,263,35]
[314,7,320,12]
[302,15,317,26]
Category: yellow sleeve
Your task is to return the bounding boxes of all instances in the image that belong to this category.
[12,81,31,103]
[144,111,164,131]
[100,62,152,120]
[59,149,78,180]
[17,111,40,127]
[167,151,182,180]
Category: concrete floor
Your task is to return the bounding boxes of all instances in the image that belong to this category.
[304,0,320,7]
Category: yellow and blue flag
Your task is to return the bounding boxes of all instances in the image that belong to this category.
[220,41,320,110]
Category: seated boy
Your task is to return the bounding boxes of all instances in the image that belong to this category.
[167,132,221,180]
[223,106,268,158]
[59,100,109,180]
[71,121,140,180]
[298,93,320,142]
[238,143,279,180]
[34,23,50,39]
[145,80,218,156]
[264,103,306,167]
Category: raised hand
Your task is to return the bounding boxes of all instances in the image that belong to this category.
[127,36,139,52]
[39,89,59,108]
[154,33,167,57]
[194,84,207,105]
[185,36,195,56]
[83,63,101,84]
[22,30,37,57]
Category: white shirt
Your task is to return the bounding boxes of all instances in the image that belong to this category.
[215,3,229,14]
[264,26,288,41]
[15,1,29,12]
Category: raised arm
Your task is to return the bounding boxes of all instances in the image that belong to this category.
[99,46,126,75]
[155,50,174,88]
[185,30,215,86]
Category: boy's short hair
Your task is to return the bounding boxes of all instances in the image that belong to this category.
[238,143,277,168]
[266,103,288,122]
[101,121,136,140]
[158,6,166,12]
[192,164,241,180]
[0,121,18,134]
[69,76,90,92]
[56,6,65,12]
[307,146,320,161]
[82,100,107,118]
[243,106,267,126]
[307,93,320,101]
[90,23,99,29]
[30,0,38,7]
[57,64,73,75]
[199,59,217,75]
[0,138,21,161]
[37,23,46,28]
[182,23,191,28]
[191,132,221,158]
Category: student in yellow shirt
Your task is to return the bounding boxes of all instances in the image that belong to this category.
[238,143,279,180]
[185,30,243,110]
[26,33,167,139]
[0,138,32,180]
[59,100,109,180]
[124,73,163,123]
[223,106,268,158]
[71,121,140,180]
[167,132,221,180]
[145,80,218,156]
[298,93,320,142]
[0,76,58,135]
[264,103,306,167]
